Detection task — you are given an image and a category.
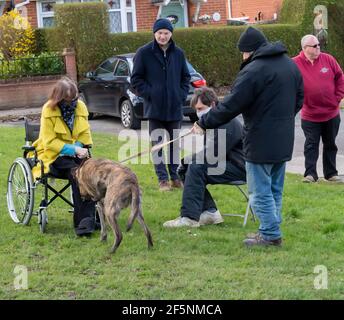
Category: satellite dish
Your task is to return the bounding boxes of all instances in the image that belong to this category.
[213,12,221,22]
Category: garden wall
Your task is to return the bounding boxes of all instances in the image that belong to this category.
[0,48,76,110]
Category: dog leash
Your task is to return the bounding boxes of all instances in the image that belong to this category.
[119,129,193,163]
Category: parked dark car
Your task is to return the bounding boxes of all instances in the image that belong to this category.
[78,53,206,129]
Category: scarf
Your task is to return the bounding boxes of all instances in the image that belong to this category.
[58,99,77,132]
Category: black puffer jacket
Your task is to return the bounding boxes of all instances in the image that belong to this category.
[199,42,304,163]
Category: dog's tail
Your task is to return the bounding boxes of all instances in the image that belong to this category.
[127,184,153,248]
[126,184,141,231]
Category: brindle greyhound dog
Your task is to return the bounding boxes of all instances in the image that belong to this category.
[73,158,153,253]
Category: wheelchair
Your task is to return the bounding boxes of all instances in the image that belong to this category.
[6,118,85,233]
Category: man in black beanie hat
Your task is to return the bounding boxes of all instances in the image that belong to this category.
[152,18,174,34]
[192,27,304,247]
[131,19,190,191]
[237,26,268,52]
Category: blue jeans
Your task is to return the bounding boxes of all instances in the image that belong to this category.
[246,162,286,241]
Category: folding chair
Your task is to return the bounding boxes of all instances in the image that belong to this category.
[221,180,255,227]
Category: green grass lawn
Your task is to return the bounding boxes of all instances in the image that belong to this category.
[1,125,344,300]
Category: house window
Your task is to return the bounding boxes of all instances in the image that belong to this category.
[108,0,136,33]
[36,0,100,28]
[37,1,57,28]
[1,1,7,16]
[36,0,136,33]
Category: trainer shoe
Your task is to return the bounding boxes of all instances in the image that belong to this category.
[159,180,172,192]
[163,216,200,228]
[302,175,316,183]
[326,175,343,182]
[199,210,224,225]
[243,233,282,247]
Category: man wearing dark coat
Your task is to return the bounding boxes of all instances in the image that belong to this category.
[192,27,304,247]
[163,87,246,228]
[131,18,190,191]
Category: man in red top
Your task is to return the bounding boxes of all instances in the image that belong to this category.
[293,34,344,182]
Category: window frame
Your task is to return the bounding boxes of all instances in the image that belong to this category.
[95,57,118,76]
[0,1,7,16]
[108,0,137,33]
[36,0,62,28]
[114,59,130,77]
[36,0,137,32]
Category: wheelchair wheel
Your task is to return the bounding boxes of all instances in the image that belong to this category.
[7,157,35,225]
[38,208,48,233]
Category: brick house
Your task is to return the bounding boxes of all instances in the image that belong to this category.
[0,0,283,33]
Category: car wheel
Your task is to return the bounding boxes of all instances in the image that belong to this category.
[120,100,141,129]
[79,93,94,120]
[189,114,199,123]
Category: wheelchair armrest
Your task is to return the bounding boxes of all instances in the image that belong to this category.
[22,145,36,152]
[23,144,37,160]
[83,145,92,157]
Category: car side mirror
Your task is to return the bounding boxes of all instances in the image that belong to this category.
[86,71,95,79]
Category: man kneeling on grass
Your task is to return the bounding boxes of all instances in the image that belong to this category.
[163,87,246,228]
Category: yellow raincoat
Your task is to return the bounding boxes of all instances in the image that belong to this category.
[31,100,93,180]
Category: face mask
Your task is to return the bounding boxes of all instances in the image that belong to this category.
[196,107,211,119]
[60,97,78,109]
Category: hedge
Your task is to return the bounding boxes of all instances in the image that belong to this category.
[168,24,303,87]
[53,2,110,76]
[36,24,303,86]
[35,0,344,87]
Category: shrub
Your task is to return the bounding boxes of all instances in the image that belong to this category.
[0,52,64,79]
[54,2,111,75]
[0,9,35,60]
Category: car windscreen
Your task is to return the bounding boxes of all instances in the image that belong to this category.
[95,58,117,76]
[186,61,197,74]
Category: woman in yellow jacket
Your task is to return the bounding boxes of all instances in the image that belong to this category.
[32,77,96,236]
